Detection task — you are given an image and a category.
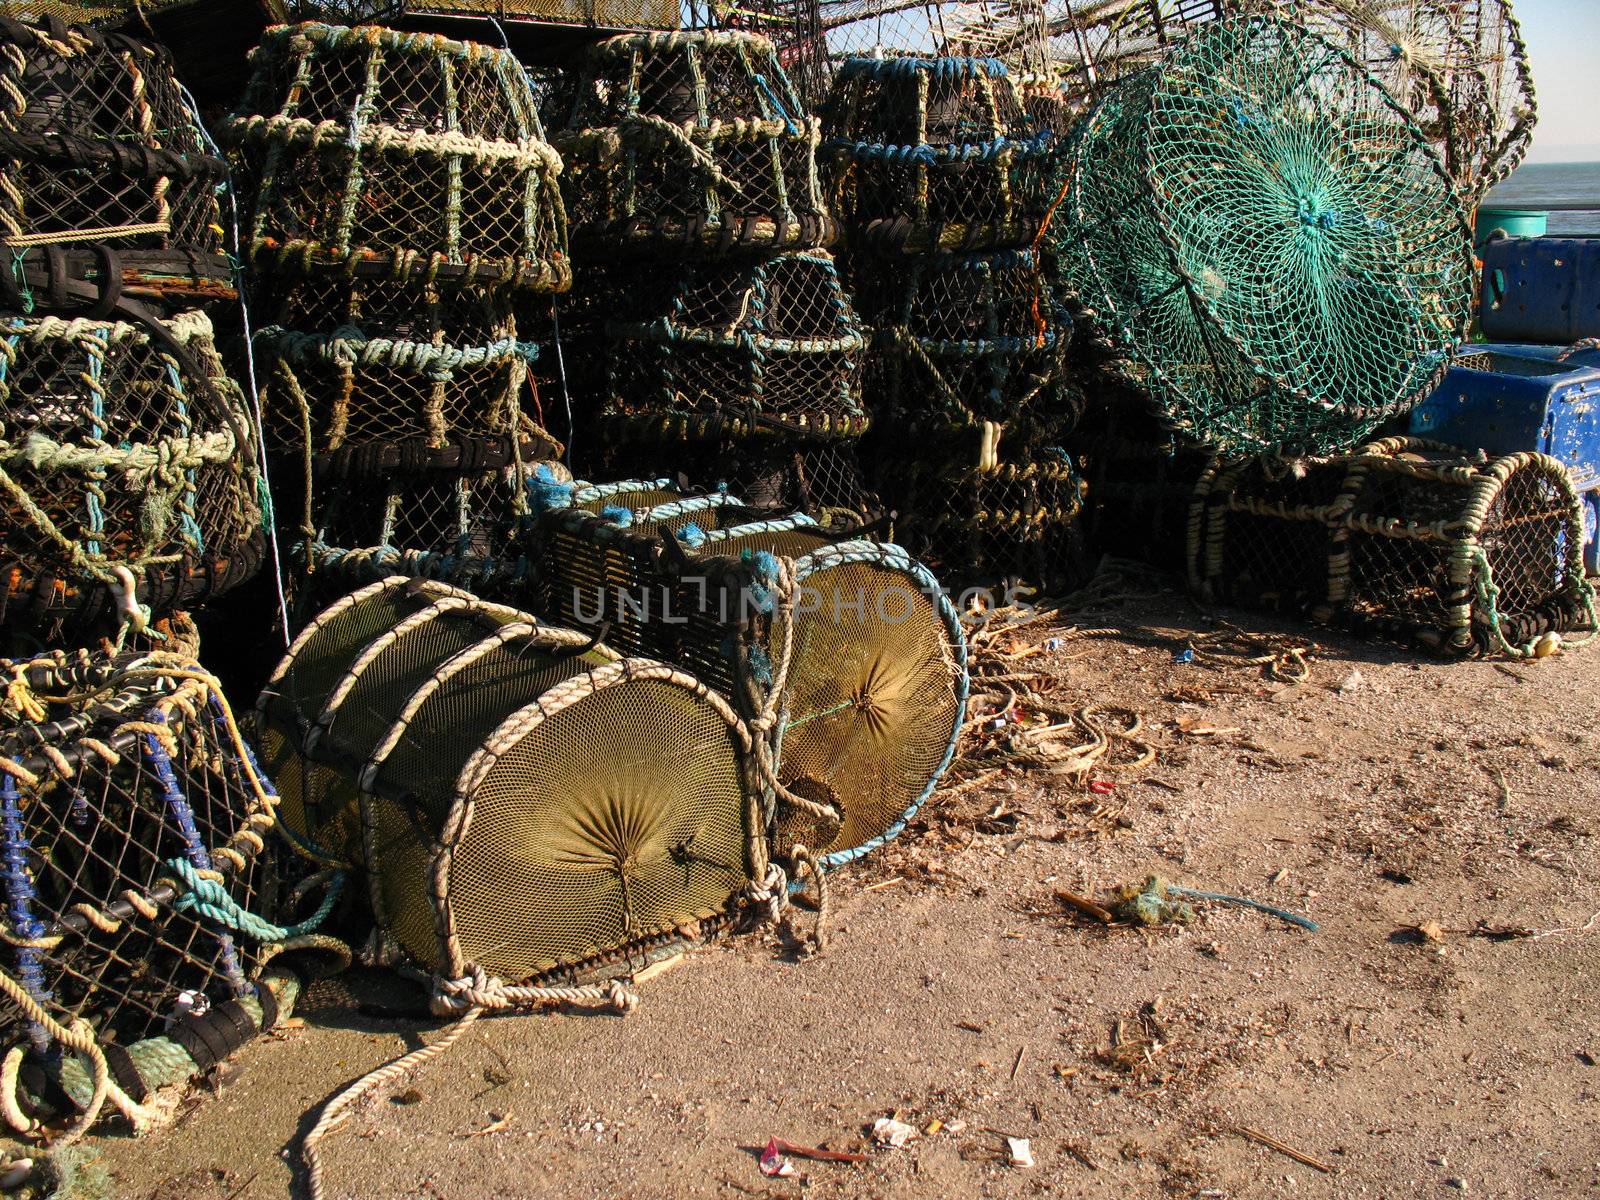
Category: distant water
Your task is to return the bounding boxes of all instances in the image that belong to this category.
[1482,161,1600,236]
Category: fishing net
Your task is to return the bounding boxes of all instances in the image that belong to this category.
[535,494,967,868]
[0,310,265,636]
[552,31,835,259]
[602,249,868,443]
[0,17,232,316]
[395,0,680,28]
[852,248,1077,434]
[821,56,1053,254]
[1190,436,1597,657]
[0,647,324,1128]
[219,22,569,291]
[256,577,765,984]
[1052,16,1474,457]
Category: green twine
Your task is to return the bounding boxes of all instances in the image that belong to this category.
[165,858,343,942]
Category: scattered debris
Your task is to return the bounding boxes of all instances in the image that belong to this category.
[0,1159,31,1191]
[1233,1125,1334,1174]
[1110,877,1196,927]
[1009,1045,1027,1081]
[1416,920,1449,943]
[764,1139,866,1166]
[1064,1143,1100,1170]
[1337,669,1365,695]
[1007,1137,1035,1168]
[759,1140,796,1178]
[872,1118,918,1148]
[1187,623,1316,684]
[392,1089,424,1106]
[462,1114,512,1138]
[1055,889,1114,924]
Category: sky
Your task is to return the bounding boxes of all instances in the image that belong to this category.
[1518,0,1600,162]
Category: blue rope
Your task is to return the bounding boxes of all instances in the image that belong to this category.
[165,857,344,942]
[2,768,51,1053]
[677,521,707,548]
[599,504,634,528]
[1166,884,1318,932]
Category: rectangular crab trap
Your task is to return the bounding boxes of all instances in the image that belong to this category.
[256,576,772,997]
[820,56,1052,255]
[219,22,568,290]
[551,31,836,259]
[1189,437,1598,659]
[533,486,968,870]
[0,17,234,315]
[0,647,339,1138]
[0,310,265,638]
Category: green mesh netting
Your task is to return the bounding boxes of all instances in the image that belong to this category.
[1053,15,1473,457]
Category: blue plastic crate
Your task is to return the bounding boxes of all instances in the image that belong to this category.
[1479,236,1600,344]
[1412,343,1600,571]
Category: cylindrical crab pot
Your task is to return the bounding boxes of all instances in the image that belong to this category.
[257,578,763,981]
[0,649,278,1055]
[553,31,836,258]
[821,56,1052,254]
[0,17,233,314]
[219,22,569,291]
[0,310,264,635]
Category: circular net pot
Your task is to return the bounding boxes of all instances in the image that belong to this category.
[0,310,265,634]
[297,433,566,600]
[821,56,1052,255]
[552,31,836,258]
[1051,16,1474,457]
[219,22,569,291]
[603,249,868,442]
[251,282,534,458]
[256,577,762,982]
[853,248,1077,433]
[0,17,232,313]
[1190,436,1597,658]
[0,649,277,1054]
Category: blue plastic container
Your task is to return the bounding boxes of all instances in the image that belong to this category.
[1412,343,1600,571]
[1479,236,1600,344]
[1475,206,1547,248]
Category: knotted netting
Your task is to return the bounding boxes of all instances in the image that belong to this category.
[821,56,1052,254]
[257,577,766,985]
[1053,16,1474,457]
[552,31,835,258]
[219,22,569,290]
[0,310,265,636]
[1189,437,1597,657]
[0,647,331,1134]
[0,17,233,316]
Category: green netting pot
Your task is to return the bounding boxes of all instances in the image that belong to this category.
[1188,436,1597,658]
[602,249,868,444]
[853,248,1077,433]
[0,649,278,1058]
[821,56,1052,254]
[534,495,967,869]
[219,22,569,291]
[0,17,233,315]
[1052,16,1474,457]
[552,31,836,258]
[257,577,765,983]
[0,310,265,634]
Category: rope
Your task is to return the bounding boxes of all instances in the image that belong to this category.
[1165,885,1318,932]
[165,858,342,942]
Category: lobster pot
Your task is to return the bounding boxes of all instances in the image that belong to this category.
[855,249,1076,431]
[553,31,835,258]
[874,426,1087,588]
[0,311,264,633]
[257,578,761,982]
[397,0,678,25]
[0,650,277,1053]
[300,436,565,599]
[1190,438,1596,657]
[0,17,232,314]
[537,499,967,867]
[219,22,568,291]
[821,57,1052,255]
[604,250,868,443]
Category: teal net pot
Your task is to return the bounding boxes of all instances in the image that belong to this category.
[536,497,968,869]
[551,31,837,259]
[1188,436,1596,658]
[1050,16,1474,457]
[0,649,283,1078]
[603,249,868,445]
[821,56,1053,254]
[0,17,234,316]
[255,577,765,985]
[219,22,569,291]
[0,310,265,635]
[853,248,1077,433]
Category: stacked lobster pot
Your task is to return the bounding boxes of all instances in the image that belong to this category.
[821,57,1085,586]
[531,477,968,875]
[549,32,872,518]
[0,17,265,647]
[219,22,571,604]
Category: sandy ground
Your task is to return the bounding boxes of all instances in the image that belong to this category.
[22,584,1600,1200]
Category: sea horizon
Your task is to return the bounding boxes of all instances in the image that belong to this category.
[1483,160,1600,235]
